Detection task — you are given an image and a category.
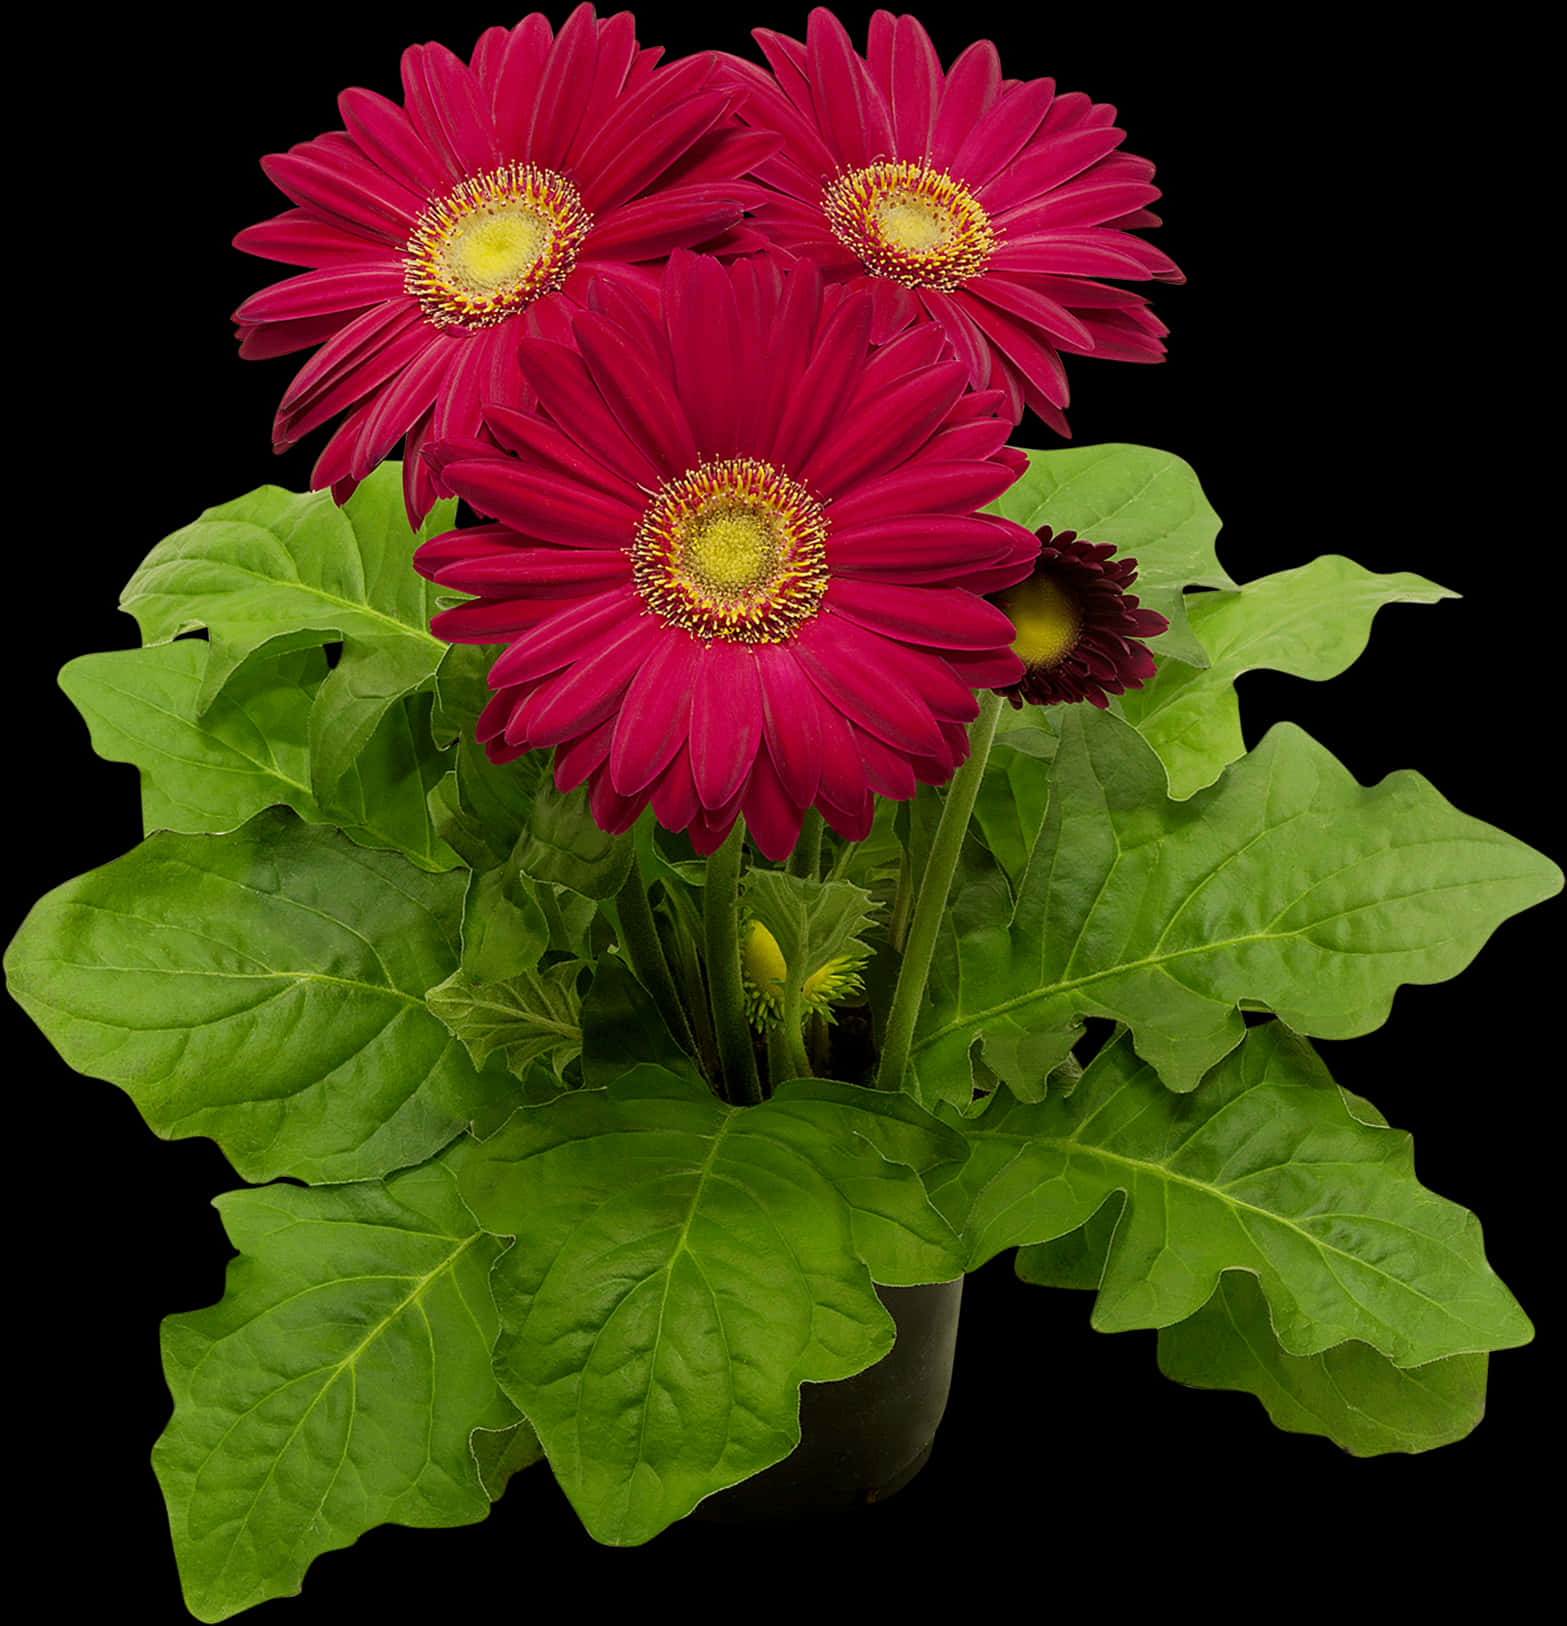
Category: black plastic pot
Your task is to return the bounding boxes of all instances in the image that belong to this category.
[692,1277,964,1521]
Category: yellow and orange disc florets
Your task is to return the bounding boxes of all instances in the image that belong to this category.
[404,163,593,330]
[631,458,830,644]
[822,160,998,291]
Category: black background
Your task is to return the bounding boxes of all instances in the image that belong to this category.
[15,2,1555,1612]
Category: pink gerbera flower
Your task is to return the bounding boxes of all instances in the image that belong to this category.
[232,4,775,523]
[413,250,1041,861]
[718,8,1184,434]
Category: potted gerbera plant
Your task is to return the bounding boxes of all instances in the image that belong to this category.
[12,3,1554,1616]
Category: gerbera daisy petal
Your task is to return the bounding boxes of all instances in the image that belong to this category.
[885,12,942,156]
[486,587,640,689]
[233,265,407,324]
[741,750,806,864]
[755,645,824,809]
[690,645,764,810]
[574,312,701,477]
[400,42,498,178]
[588,769,651,836]
[610,633,700,797]
[651,743,703,833]
[930,38,1004,162]
[525,1,600,172]
[829,578,1020,652]
[793,616,943,757]
[517,614,663,746]
[435,454,643,546]
[959,274,1095,351]
[952,290,1070,409]
[260,146,421,242]
[807,7,893,166]
[824,460,1016,529]
[488,12,555,154]
[800,356,969,492]
[233,209,384,269]
[514,337,665,491]
[338,86,454,197]
[951,76,1056,190]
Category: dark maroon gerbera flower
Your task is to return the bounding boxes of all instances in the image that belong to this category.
[717,8,1183,433]
[989,526,1168,708]
[232,4,775,523]
[413,250,1042,860]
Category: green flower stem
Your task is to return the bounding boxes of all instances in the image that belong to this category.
[616,847,698,1064]
[774,970,813,1084]
[786,808,824,880]
[874,687,1005,1093]
[705,820,764,1106]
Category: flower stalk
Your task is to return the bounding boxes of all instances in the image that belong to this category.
[874,688,1005,1092]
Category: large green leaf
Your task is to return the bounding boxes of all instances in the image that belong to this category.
[927,1023,1531,1365]
[986,443,1234,668]
[152,1158,514,1622]
[5,808,511,1183]
[1156,1271,1489,1456]
[912,704,1562,1104]
[1121,555,1458,797]
[451,1066,966,1544]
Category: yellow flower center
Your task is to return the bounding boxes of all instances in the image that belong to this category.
[631,458,830,644]
[821,161,998,291]
[404,163,592,330]
[1002,575,1083,668]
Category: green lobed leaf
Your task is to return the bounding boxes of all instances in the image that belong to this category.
[913,704,1563,1104]
[58,640,324,837]
[515,776,635,900]
[120,464,450,717]
[1120,555,1458,798]
[425,960,585,1082]
[986,443,1235,668]
[1156,1271,1489,1456]
[451,1065,966,1545]
[927,1023,1531,1364]
[312,688,461,871]
[4,808,513,1183]
[152,1157,513,1622]
[112,467,461,865]
[741,869,880,1003]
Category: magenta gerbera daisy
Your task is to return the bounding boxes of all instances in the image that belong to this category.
[717,8,1184,434]
[989,526,1168,709]
[413,249,1042,861]
[232,4,775,524]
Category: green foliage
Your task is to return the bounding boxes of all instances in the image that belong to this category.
[1156,1272,1489,1455]
[451,1065,966,1544]
[930,1023,1530,1363]
[914,704,1561,1107]
[1122,555,1457,797]
[9,443,1556,1617]
[5,809,513,1183]
[152,1156,519,1622]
